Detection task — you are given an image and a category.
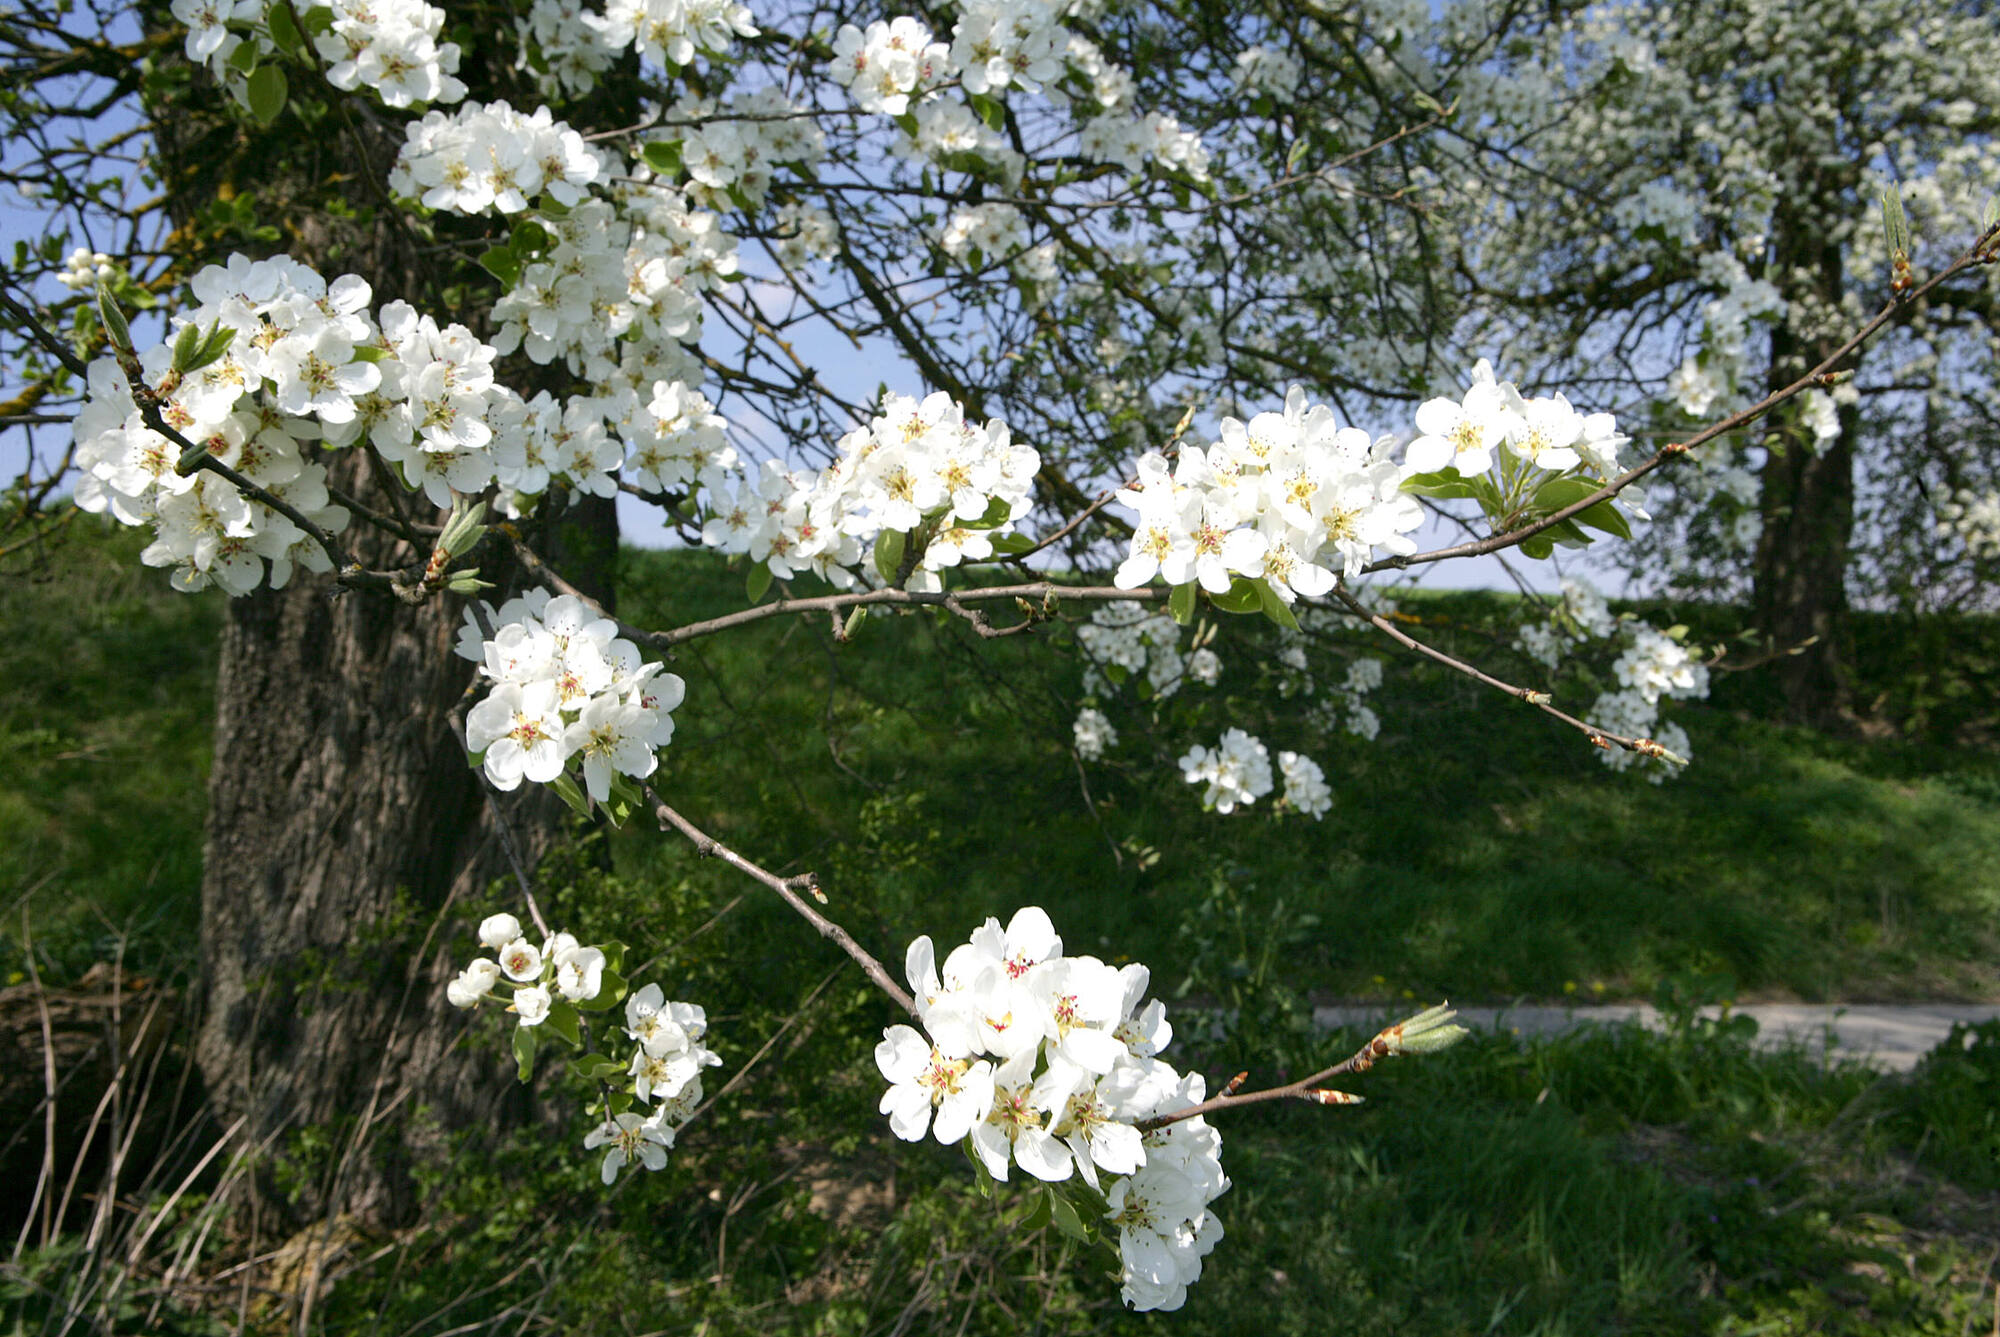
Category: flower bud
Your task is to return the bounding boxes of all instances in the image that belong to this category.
[479,912,523,949]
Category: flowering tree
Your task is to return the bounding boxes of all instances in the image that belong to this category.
[1245,0,2000,721]
[2,0,1997,1311]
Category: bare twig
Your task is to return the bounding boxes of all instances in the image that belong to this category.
[642,784,917,1018]
[1329,584,1673,762]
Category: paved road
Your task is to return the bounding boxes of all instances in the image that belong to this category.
[1314,1002,2000,1072]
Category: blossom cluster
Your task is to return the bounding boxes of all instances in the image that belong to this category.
[1077,112,1211,182]
[456,587,685,800]
[1177,728,1272,814]
[170,0,466,109]
[878,909,1228,1311]
[67,252,661,592]
[514,0,616,98]
[769,202,841,269]
[1072,706,1117,760]
[1514,584,1705,780]
[1935,487,2000,559]
[1174,728,1331,818]
[486,193,727,389]
[659,87,829,212]
[1113,386,1425,600]
[940,202,1025,263]
[447,910,719,1184]
[1512,579,1617,670]
[1076,602,1196,699]
[70,255,368,594]
[1407,361,1626,480]
[312,0,467,106]
[55,248,115,290]
[388,102,606,214]
[584,0,757,68]
[825,7,1209,181]
[701,391,1039,591]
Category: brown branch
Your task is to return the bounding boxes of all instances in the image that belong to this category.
[653,580,1162,648]
[1139,1010,1451,1131]
[1329,583,1677,764]
[642,784,917,1018]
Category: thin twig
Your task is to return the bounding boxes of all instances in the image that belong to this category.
[641,784,916,1017]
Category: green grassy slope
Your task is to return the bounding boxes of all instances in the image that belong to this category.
[619,550,2000,1007]
[5,526,1999,1336]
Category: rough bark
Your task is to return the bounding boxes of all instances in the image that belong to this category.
[1751,418,1857,727]
[138,51,626,1224]
[193,479,615,1226]
[1751,221,1857,727]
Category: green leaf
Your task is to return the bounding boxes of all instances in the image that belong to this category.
[298,3,334,34]
[962,495,1013,530]
[843,607,867,639]
[1531,476,1602,513]
[1573,499,1631,540]
[510,219,554,258]
[227,39,259,74]
[892,112,919,139]
[1546,517,1590,548]
[1520,533,1555,560]
[970,93,1005,131]
[1400,469,1478,500]
[511,1023,537,1082]
[960,1137,994,1198]
[170,322,202,373]
[574,1053,627,1082]
[1049,1192,1091,1243]
[1017,1187,1054,1231]
[1208,577,1262,615]
[1286,137,1310,174]
[550,772,591,818]
[247,65,287,125]
[543,1002,582,1048]
[348,343,387,363]
[1168,582,1196,626]
[266,1,304,55]
[94,281,130,350]
[478,246,523,288]
[746,562,773,605]
[988,533,1035,556]
[193,324,238,370]
[641,140,683,178]
[1256,578,1301,631]
[874,528,907,584]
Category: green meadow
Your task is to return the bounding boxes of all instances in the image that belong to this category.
[4,520,1997,1335]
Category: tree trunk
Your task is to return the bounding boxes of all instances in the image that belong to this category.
[194,485,615,1226]
[1751,222,1857,728]
[136,16,636,1225]
[1751,406,1856,726]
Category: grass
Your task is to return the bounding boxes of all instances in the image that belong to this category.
[0,518,218,984]
[617,548,2000,1006]
[3,521,1998,1335]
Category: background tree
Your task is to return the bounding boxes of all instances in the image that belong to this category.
[1412,0,2000,723]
